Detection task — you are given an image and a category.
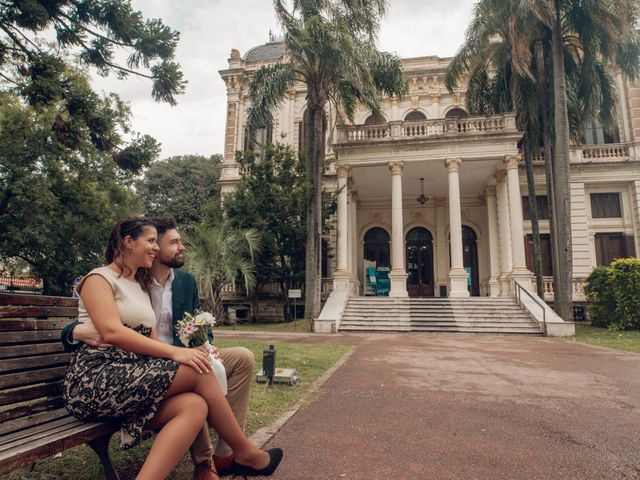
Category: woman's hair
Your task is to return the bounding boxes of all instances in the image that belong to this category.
[105,216,156,292]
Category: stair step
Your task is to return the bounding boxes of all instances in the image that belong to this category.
[338,296,541,335]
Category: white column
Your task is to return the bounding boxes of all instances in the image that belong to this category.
[349,190,360,294]
[504,155,532,289]
[485,185,501,296]
[391,97,399,121]
[434,196,448,296]
[495,169,513,295]
[333,164,351,292]
[431,93,441,118]
[445,158,469,297]
[388,161,408,297]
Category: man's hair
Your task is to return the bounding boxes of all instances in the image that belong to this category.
[149,216,178,235]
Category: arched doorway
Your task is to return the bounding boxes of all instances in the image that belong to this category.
[363,227,391,295]
[363,227,390,269]
[406,227,434,297]
[462,226,480,296]
[404,111,427,122]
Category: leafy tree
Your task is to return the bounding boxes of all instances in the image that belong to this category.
[137,154,222,226]
[183,222,262,325]
[0,0,186,106]
[246,0,407,320]
[223,145,307,321]
[0,91,141,295]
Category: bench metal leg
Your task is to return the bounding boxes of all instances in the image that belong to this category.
[87,433,120,480]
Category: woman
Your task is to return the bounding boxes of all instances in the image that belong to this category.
[63,217,282,480]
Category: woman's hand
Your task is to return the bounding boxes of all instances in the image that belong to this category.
[171,347,212,374]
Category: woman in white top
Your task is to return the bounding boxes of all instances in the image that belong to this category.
[63,217,282,480]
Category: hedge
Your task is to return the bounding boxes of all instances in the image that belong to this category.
[584,258,640,329]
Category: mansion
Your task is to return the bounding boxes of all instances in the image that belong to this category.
[218,39,640,335]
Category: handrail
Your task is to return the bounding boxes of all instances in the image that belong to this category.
[514,280,546,325]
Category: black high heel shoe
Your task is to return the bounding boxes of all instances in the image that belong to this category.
[228,448,283,477]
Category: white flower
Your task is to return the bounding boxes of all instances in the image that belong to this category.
[197,312,216,327]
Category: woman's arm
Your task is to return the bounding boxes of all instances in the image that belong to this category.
[80,274,211,373]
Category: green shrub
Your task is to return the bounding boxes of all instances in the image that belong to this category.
[585,266,617,328]
[585,259,640,330]
[610,258,640,329]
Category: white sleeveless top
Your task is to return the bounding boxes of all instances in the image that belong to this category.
[77,266,156,330]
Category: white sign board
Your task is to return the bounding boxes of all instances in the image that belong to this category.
[288,289,302,299]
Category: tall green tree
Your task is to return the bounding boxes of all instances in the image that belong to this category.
[0,89,145,295]
[0,0,186,106]
[137,154,222,226]
[224,144,308,321]
[246,0,407,320]
[446,0,640,319]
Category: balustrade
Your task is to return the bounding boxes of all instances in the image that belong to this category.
[538,276,586,302]
[337,113,515,143]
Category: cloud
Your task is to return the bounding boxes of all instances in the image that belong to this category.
[90,0,474,158]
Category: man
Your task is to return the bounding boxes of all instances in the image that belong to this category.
[61,217,255,480]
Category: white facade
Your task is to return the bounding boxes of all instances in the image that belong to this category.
[219,40,640,315]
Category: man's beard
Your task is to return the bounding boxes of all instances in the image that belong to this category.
[160,255,185,269]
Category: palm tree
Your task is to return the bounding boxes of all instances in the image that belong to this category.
[246,0,407,321]
[446,0,640,319]
[541,0,639,320]
[183,223,262,324]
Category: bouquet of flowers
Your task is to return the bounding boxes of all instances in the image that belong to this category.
[176,311,227,394]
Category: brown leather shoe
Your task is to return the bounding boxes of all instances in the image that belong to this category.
[193,460,220,480]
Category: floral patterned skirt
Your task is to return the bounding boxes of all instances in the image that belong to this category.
[63,326,179,449]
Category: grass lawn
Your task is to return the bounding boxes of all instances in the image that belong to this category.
[570,323,640,353]
[6,339,350,480]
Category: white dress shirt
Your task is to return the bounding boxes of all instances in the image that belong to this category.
[150,269,175,345]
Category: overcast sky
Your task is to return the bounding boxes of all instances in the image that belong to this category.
[90,1,476,159]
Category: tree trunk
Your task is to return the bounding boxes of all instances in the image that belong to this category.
[312,103,326,319]
[535,37,560,305]
[551,5,574,321]
[524,141,544,298]
[303,104,318,320]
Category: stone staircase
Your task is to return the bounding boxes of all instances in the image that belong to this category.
[338,297,543,334]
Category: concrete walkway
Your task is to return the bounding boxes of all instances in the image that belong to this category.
[222,332,640,479]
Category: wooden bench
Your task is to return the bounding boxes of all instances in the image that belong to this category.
[0,293,119,479]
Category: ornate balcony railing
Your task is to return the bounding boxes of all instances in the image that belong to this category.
[526,143,632,165]
[336,113,518,143]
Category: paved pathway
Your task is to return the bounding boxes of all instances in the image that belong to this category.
[226,332,640,479]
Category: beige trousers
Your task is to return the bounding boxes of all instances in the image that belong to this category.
[190,346,255,465]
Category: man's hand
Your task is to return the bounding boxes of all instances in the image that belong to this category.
[73,322,113,348]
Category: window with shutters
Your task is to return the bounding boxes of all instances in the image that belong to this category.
[590,193,622,218]
[522,196,549,220]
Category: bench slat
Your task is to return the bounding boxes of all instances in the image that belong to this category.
[0,330,63,344]
[0,366,67,389]
[0,294,78,307]
[0,319,75,331]
[0,420,116,474]
[0,343,64,359]
[0,353,70,375]
[0,414,78,446]
[0,306,79,318]
[0,396,65,423]
[0,380,63,407]
[0,407,70,437]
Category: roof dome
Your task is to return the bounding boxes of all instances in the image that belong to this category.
[244,40,286,63]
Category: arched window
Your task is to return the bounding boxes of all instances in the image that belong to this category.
[363,227,390,268]
[404,111,427,122]
[364,113,387,125]
[444,108,468,120]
